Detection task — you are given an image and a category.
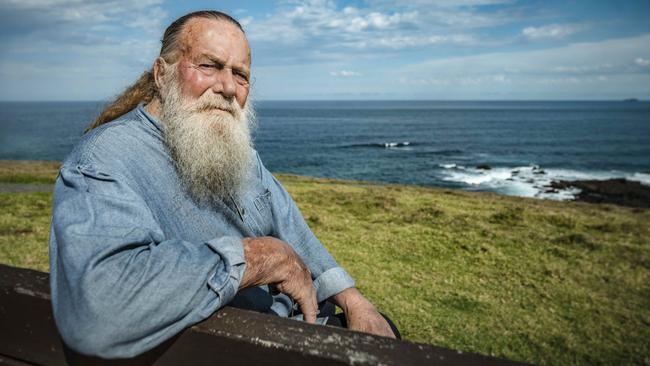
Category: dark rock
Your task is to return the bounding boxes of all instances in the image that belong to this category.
[551,179,650,208]
[476,164,492,170]
[533,169,546,175]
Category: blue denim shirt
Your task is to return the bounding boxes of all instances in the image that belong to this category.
[49,104,355,358]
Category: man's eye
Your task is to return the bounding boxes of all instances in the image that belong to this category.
[198,64,217,69]
[234,72,249,83]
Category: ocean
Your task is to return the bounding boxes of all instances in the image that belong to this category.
[1,100,649,200]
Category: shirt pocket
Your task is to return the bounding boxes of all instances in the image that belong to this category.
[246,189,274,236]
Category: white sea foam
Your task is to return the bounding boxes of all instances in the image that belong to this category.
[439,163,457,169]
[629,172,650,185]
[383,141,410,148]
[438,163,649,200]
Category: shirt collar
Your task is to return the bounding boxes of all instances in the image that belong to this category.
[136,102,163,134]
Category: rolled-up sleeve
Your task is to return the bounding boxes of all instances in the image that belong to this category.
[312,267,355,302]
[205,237,246,305]
[49,164,245,358]
[256,154,355,302]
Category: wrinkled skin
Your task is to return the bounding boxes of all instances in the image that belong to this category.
[239,237,318,322]
[240,238,394,338]
[332,287,396,338]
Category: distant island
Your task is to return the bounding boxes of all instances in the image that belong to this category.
[622,98,640,102]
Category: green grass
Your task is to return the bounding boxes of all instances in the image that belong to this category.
[0,192,52,272]
[1,161,649,365]
[0,160,60,184]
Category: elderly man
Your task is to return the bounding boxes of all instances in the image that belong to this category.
[49,10,397,359]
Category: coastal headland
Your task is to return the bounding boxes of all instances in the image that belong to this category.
[0,160,648,365]
[551,178,650,208]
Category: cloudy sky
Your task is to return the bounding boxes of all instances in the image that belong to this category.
[1,0,649,101]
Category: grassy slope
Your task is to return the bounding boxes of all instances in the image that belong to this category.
[0,160,60,184]
[1,161,648,365]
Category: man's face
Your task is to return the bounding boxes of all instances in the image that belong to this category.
[158,61,255,204]
[174,18,251,109]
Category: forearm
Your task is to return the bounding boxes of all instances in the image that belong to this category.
[51,230,245,358]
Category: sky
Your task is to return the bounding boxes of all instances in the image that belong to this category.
[0,0,649,101]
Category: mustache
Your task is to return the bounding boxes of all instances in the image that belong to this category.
[191,94,238,115]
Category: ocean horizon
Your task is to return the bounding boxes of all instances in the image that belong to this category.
[1,100,649,200]
[0,99,646,103]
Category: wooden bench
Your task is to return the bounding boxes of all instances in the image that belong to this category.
[0,264,524,365]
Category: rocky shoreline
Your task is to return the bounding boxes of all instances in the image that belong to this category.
[2,160,649,209]
[551,179,650,208]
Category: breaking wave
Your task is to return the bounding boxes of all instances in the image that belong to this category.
[341,141,414,149]
[437,164,650,200]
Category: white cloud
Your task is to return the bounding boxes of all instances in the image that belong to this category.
[373,0,520,29]
[332,11,418,32]
[239,16,253,27]
[3,0,647,101]
[245,1,420,44]
[400,74,510,86]
[330,70,362,77]
[371,34,476,49]
[522,24,586,40]
[384,0,512,7]
[396,34,650,98]
[551,64,613,74]
[635,57,650,66]
[405,34,650,77]
[0,0,167,100]
[3,0,164,25]
[243,0,516,61]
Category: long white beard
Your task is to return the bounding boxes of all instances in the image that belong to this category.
[159,69,255,205]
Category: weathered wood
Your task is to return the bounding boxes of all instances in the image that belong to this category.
[0,355,36,366]
[0,264,526,365]
[0,265,63,365]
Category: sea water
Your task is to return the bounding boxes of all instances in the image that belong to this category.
[1,100,649,200]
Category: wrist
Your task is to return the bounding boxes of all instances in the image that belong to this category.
[332,287,373,313]
[241,237,286,288]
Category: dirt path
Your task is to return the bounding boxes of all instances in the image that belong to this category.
[0,183,53,193]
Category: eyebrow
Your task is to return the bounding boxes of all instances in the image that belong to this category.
[201,53,250,77]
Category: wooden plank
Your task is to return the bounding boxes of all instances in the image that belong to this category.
[0,355,36,366]
[0,266,65,366]
[0,264,527,365]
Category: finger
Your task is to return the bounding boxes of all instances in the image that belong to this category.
[381,326,397,339]
[299,291,318,324]
[300,283,318,323]
[377,318,396,339]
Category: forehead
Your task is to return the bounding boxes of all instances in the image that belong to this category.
[180,17,250,65]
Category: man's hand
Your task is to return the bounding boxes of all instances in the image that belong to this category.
[239,237,318,323]
[331,287,396,338]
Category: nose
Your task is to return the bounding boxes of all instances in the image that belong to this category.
[212,68,237,99]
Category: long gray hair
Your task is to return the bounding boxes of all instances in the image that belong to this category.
[86,10,244,132]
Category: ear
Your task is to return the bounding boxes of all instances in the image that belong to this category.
[152,57,168,91]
